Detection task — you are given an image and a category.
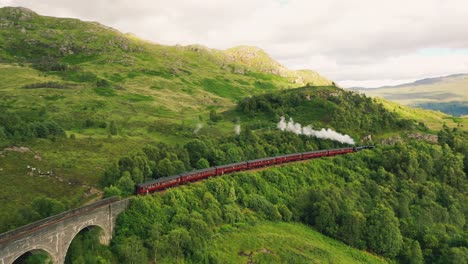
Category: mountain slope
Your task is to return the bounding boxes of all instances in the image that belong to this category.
[1,7,467,264]
[0,6,333,138]
[0,6,331,223]
[351,74,468,116]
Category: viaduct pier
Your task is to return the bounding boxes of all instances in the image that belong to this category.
[0,197,129,264]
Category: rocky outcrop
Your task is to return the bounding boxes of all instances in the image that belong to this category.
[380,136,403,145]
[379,133,438,145]
[407,133,438,143]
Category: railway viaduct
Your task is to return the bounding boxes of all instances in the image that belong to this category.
[0,197,130,264]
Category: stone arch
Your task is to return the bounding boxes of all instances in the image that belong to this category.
[62,224,111,263]
[11,248,56,264]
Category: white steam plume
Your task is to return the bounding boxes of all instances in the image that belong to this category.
[277,116,355,145]
[194,123,203,134]
[235,124,241,135]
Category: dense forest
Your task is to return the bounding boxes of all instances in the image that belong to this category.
[237,86,424,134]
[63,126,467,263]
[2,85,466,263]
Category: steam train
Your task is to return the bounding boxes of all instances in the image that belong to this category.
[136,146,374,195]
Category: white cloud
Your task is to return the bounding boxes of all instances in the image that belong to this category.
[1,0,468,86]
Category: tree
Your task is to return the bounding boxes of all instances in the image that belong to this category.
[114,235,147,264]
[338,211,367,249]
[399,238,423,264]
[225,146,244,163]
[117,173,135,196]
[195,158,210,169]
[31,197,65,219]
[103,185,122,198]
[166,228,190,260]
[367,204,403,258]
[173,160,186,174]
[101,163,120,187]
[185,139,210,167]
[131,167,144,184]
[157,158,175,177]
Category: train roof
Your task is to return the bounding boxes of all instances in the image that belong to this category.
[180,167,216,176]
[136,174,181,187]
[303,149,328,154]
[248,157,276,163]
[215,161,247,168]
[275,152,302,158]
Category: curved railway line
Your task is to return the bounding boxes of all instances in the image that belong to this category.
[136,146,374,194]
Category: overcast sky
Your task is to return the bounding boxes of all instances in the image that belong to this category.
[1,0,468,87]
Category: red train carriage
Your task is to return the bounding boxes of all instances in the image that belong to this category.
[302,150,329,159]
[247,157,276,169]
[136,146,375,195]
[183,167,216,182]
[328,148,354,156]
[215,161,248,175]
[135,174,181,194]
[275,153,303,164]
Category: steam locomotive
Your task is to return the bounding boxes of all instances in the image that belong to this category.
[136,146,374,195]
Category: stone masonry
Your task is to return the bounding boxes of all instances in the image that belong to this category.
[0,197,130,264]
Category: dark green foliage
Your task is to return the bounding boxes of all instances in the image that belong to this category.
[96,78,111,88]
[109,120,118,135]
[113,236,148,264]
[32,56,68,72]
[0,109,65,143]
[338,211,367,249]
[93,87,116,97]
[399,238,424,264]
[367,205,403,258]
[117,172,135,196]
[110,136,466,263]
[101,127,347,196]
[209,109,221,122]
[16,251,52,264]
[2,197,68,231]
[238,86,417,134]
[65,227,114,264]
[30,196,66,219]
[22,82,69,89]
[62,70,98,83]
[103,185,122,198]
[195,158,210,169]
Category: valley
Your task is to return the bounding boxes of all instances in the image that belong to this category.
[351,74,468,117]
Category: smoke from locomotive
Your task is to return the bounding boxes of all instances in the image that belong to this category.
[277,116,355,145]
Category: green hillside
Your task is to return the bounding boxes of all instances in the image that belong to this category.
[0,6,330,214]
[1,6,467,264]
[207,222,387,264]
[352,74,468,116]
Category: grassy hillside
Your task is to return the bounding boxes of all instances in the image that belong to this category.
[0,6,331,214]
[207,222,387,264]
[0,6,332,142]
[375,98,467,131]
[352,74,468,116]
[1,7,467,264]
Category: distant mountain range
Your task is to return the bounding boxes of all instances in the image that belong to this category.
[350,74,468,116]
